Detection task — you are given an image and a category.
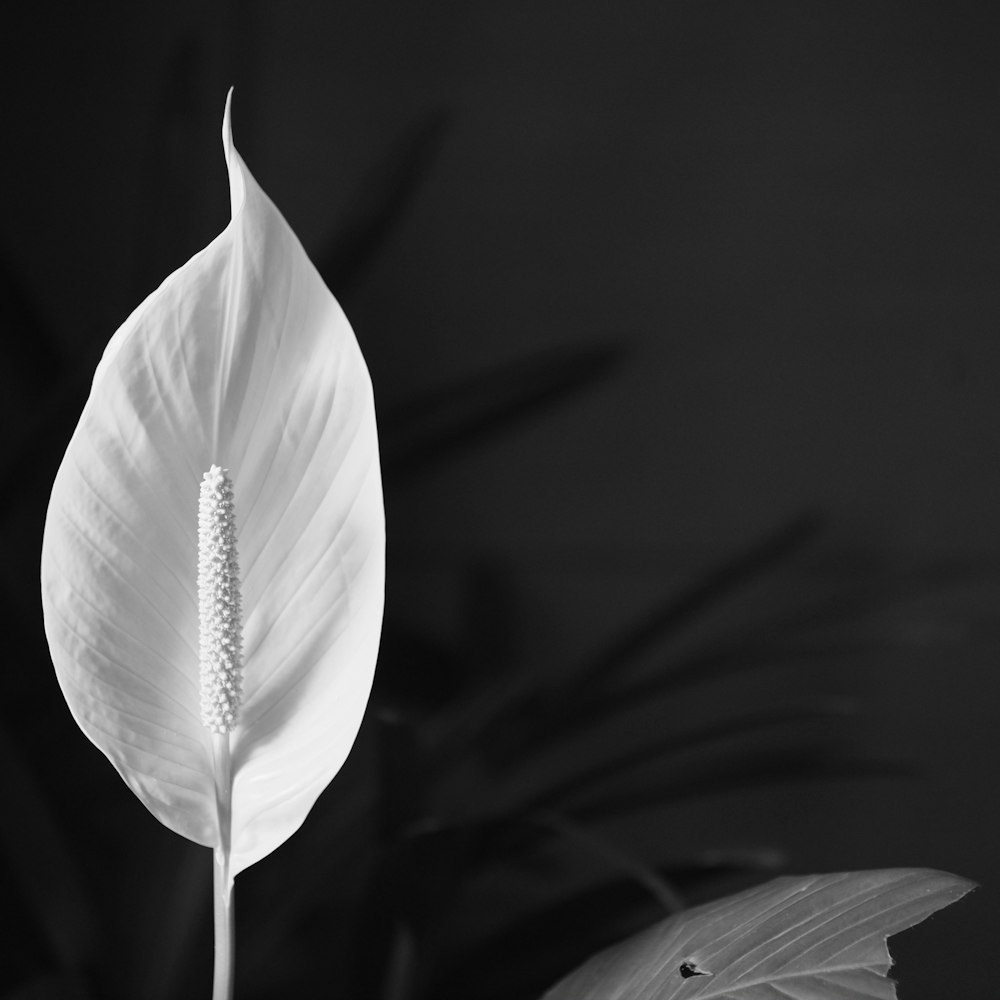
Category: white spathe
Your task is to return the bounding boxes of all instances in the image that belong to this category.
[40,91,384,879]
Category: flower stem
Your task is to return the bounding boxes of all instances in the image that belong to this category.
[212,733,235,1000]
[212,847,235,1000]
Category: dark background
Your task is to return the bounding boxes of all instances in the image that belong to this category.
[1,2,996,998]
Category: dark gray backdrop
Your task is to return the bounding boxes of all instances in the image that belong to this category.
[1,3,995,999]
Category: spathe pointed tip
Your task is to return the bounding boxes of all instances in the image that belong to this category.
[222,87,246,220]
[223,87,235,154]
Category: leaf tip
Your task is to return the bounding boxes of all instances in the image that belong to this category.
[222,87,245,219]
[222,87,234,153]
[910,867,978,900]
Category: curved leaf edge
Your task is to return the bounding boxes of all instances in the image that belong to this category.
[540,868,975,1000]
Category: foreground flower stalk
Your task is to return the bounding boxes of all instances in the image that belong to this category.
[212,729,235,1000]
[41,90,384,999]
[200,465,241,999]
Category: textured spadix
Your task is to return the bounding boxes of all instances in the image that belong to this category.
[40,91,384,878]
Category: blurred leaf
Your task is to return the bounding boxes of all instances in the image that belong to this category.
[351,819,514,999]
[381,341,625,478]
[540,869,974,1000]
[559,639,860,739]
[509,641,855,766]
[525,577,987,763]
[525,702,855,811]
[370,819,518,926]
[530,812,683,913]
[476,512,822,767]
[652,849,787,903]
[569,511,822,689]
[317,109,452,298]
[430,876,662,1000]
[428,848,781,1000]
[665,847,787,883]
[574,751,914,822]
[382,921,418,1000]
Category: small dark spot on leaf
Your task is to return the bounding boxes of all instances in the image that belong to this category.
[679,960,710,978]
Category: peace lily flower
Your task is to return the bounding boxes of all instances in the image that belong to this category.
[40,91,384,997]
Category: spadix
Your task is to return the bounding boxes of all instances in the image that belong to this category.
[198,465,244,734]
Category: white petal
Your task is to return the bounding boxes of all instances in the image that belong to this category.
[41,91,384,875]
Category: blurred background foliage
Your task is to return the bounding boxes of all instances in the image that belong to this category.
[0,2,997,998]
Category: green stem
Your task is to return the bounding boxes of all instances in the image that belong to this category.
[212,733,235,1000]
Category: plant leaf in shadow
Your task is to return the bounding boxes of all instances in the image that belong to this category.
[316,109,452,300]
[381,340,626,480]
[529,811,684,914]
[350,818,515,999]
[423,868,676,1000]
[430,847,791,1000]
[571,749,914,823]
[491,570,982,770]
[656,847,787,893]
[314,786,777,996]
[567,510,824,689]
[232,516,940,999]
[521,701,857,813]
[352,810,680,999]
[454,511,822,768]
[490,637,865,773]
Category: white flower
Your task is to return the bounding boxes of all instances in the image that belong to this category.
[40,91,385,880]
